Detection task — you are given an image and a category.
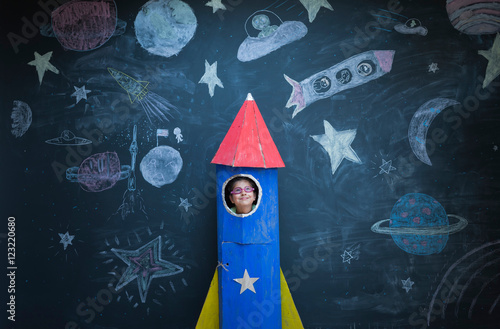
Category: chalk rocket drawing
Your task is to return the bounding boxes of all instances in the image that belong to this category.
[205,0,226,13]
[108,68,176,122]
[111,236,183,303]
[299,0,333,23]
[284,50,395,118]
[310,120,362,176]
[479,33,500,88]
[237,10,307,62]
[134,0,197,58]
[199,60,224,97]
[28,51,60,85]
[71,85,91,104]
[408,98,460,166]
[10,100,32,138]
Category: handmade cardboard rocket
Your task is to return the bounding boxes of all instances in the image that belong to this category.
[196,93,303,329]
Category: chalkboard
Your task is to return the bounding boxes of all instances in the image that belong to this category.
[1,0,500,328]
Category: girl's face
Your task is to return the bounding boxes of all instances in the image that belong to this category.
[229,179,256,213]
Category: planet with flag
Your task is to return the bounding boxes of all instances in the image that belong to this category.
[371,193,468,255]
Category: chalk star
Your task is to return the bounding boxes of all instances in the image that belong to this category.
[494,145,498,151]
[299,0,334,23]
[179,197,192,212]
[401,277,414,293]
[205,0,226,13]
[428,62,439,73]
[58,231,75,250]
[310,120,361,176]
[379,159,396,174]
[234,269,259,294]
[112,236,183,302]
[341,250,354,264]
[199,60,224,97]
[71,85,91,104]
[28,51,60,85]
[479,33,500,88]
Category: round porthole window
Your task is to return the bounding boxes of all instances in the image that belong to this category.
[222,174,262,218]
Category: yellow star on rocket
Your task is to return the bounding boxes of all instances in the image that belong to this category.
[479,33,500,88]
[299,0,334,23]
[28,51,60,85]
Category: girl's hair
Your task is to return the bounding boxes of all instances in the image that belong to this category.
[225,176,259,207]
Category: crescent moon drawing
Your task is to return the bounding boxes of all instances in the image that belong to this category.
[408,98,460,166]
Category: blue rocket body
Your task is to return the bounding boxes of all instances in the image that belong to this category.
[216,165,281,328]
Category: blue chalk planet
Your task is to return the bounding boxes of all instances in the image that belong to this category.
[134,0,197,58]
[371,193,468,255]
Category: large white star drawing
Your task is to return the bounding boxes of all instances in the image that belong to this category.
[233,269,259,294]
[199,60,224,97]
[310,120,361,176]
[299,0,334,23]
[28,51,60,85]
[205,0,226,13]
[401,277,415,293]
[58,231,75,250]
[71,85,91,104]
[479,33,500,88]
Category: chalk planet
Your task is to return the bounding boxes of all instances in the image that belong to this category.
[134,0,197,58]
[140,146,183,188]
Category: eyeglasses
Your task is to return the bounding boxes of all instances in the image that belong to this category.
[230,186,254,194]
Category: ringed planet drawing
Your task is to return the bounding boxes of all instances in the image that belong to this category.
[371,193,468,255]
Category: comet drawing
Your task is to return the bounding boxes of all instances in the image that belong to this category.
[108,67,176,123]
[284,50,395,118]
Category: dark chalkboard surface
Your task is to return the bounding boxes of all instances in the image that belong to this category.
[1,0,500,328]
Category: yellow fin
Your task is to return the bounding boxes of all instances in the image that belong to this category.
[196,268,219,329]
[281,268,304,328]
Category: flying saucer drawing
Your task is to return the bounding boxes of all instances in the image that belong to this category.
[45,130,92,146]
[237,10,307,62]
[394,18,428,36]
[371,193,468,255]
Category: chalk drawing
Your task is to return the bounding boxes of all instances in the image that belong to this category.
[408,98,460,166]
[341,250,354,264]
[394,18,428,36]
[199,60,224,97]
[71,85,91,104]
[428,62,439,73]
[285,50,395,118]
[237,10,307,62]
[112,236,183,303]
[140,146,183,188]
[108,67,176,123]
[446,0,500,35]
[173,127,183,143]
[205,0,226,13]
[299,0,333,23]
[10,100,32,138]
[59,231,75,250]
[478,33,500,88]
[401,277,415,293]
[371,193,468,255]
[134,0,197,58]
[310,120,362,176]
[45,130,92,146]
[379,159,396,175]
[28,51,59,85]
[178,198,192,212]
